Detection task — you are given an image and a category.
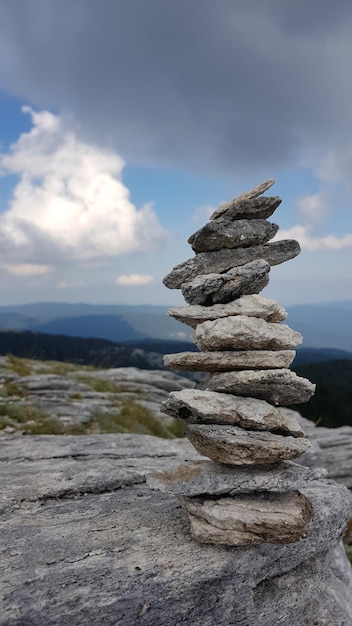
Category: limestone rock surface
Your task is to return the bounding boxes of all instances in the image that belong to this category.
[1,432,352,625]
[0,364,194,430]
[195,315,302,351]
[181,260,270,305]
[163,240,300,289]
[179,491,314,545]
[162,389,304,436]
[290,413,352,489]
[188,219,278,253]
[164,349,296,371]
[148,459,326,496]
[203,369,316,405]
[167,295,288,328]
[186,424,311,465]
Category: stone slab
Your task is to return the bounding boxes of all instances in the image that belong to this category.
[186,424,311,465]
[210,179,276,220]
[179,491,314,545]
[163,240,301,289]
[148,459,326,496]
[203,369,316,406]
[162,389,304,436]
[167,295,288,328]
[164,350,296,371]
[181,260,270,306]
[194,315,302,351]
[188,219,278,253]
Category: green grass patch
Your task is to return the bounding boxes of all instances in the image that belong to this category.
[68,393,84,401]
[1,381,28,398]
[68,400,183,438]
[36,361,97,376]
[0,402,64,435]
[74,375,142,395]
[0,398,185,439]
[6,355,32,377]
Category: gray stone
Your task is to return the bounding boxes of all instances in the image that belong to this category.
[167,295,288,328]
[181,260,270,306]
[291,412,352,489]
[211,196,281,222]
[203,369,316,406]
[210,179,276,219]
[188,219,279,253]
[1,432,352,625]
[186,424,311,465]
[194,315,302,351]
[163,240,301,289]
[179,491,314,545]
[147,459,326,496]
[162,389,304,436]
[164,349,296,371]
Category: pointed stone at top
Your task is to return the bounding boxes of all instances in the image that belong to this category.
[210,179,277,220]
[235,178,276,201]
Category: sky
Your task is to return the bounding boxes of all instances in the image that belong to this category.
[0,0,351,307]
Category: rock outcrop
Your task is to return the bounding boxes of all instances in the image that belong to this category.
[1,431,352,626]
[0,356,194,436]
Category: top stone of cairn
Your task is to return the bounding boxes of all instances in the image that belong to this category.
[163,179,301,290]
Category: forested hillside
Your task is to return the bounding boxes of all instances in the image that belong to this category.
[291,360,352,428]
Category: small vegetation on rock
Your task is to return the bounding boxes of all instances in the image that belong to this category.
[73,375,142,395]
[0,398,184,439]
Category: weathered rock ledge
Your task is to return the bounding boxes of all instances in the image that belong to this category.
[1,431,352,625]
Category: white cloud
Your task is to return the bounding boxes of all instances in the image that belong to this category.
[295,192,331,225]
[275,225,352,251]
[0,107,168,265]
[115,273,154,286]
[0,263,53,276]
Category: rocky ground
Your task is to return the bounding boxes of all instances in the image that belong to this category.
[2,356,352,624]
[0,355,194,438]
[1,425,352,625]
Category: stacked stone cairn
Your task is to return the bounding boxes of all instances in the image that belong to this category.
[148,179,320,546]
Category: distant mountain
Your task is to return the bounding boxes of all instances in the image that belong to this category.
[0,302,193,342]
[0,300,350,349]
[32,315,146,343]
[0,330,166,369]
[286,302,352,351]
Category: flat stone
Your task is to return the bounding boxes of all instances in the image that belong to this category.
[210,179,276,220]
[188,219,279,253]
[168,295,288,328]
[186,424,311,465]
[163,240,301,289]
[162,389,304,436]
[202,369,316,406]
[181,260,270,306]
[179,491,314,545]
[164,349,296,371]
[148,459,326,496]
[211,196,281,222]
[195,315,302,351]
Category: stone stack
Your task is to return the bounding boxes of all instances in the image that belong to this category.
[149,179,319,546]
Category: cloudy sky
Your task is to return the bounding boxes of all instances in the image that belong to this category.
[0,0,351,306]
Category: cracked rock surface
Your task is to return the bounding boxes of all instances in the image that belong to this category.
[1,431,352,626]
